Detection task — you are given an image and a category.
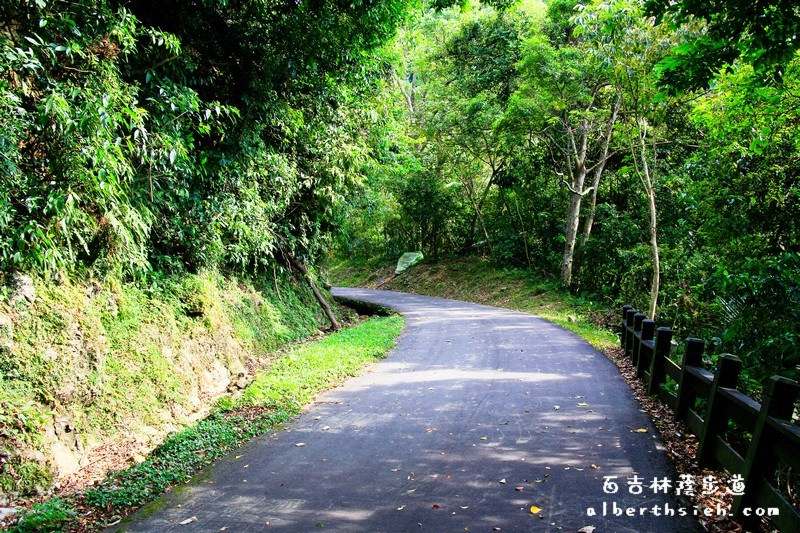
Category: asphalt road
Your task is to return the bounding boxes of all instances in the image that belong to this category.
[115,288,703,532]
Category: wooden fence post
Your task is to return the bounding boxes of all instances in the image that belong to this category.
[697,354,742,466]
[732,376,800,523]
[637,319,655,380]
[624,309,636,358]
[648,327,672,396]
[675,338,704,421]
[632,312,645,365]
[621,305,633,350]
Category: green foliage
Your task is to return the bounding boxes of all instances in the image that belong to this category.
[0,456,54,500]
[11,497,77,533]
[645,0,800,90]
[707,254,800,385]
[0,0,415,278]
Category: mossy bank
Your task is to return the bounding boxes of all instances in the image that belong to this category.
[0,270,331,504]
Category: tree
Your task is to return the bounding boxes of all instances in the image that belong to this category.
[510,20,620,286]
[574,0,679,318]
[645,0,800,91]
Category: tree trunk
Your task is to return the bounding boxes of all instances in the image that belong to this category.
[500,188,532,269]
[286,253,341,331]
[560,118,591,287]
[560,178,584,286]
[463,176,494,256]
[513,194,532,270]
[646,185,660,319]
[580,97,620,248]
[637,119,660,319]
[393,70,414,117]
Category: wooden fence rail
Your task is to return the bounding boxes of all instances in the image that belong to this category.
[621,305,800,531]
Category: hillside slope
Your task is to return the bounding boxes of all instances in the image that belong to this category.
[330,257,619,351]
[0,271,334,503]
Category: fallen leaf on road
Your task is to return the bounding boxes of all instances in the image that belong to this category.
[179,517,197,525]
[530,505,542,514]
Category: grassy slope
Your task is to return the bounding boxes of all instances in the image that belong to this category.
[0,270,327,501]
[330,257,619,352]
[12,314,404,531]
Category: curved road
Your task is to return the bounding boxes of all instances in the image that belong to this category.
[117,288,702,532]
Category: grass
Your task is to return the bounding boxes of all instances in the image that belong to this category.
[11,314,403,531]
[241,315,404,409]
[330,256,619,352]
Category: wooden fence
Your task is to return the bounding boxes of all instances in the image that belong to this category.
[621,305,800,530]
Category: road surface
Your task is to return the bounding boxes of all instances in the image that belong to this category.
[115,288,702,532]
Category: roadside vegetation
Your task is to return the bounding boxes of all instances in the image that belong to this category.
[2,0,412,515]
